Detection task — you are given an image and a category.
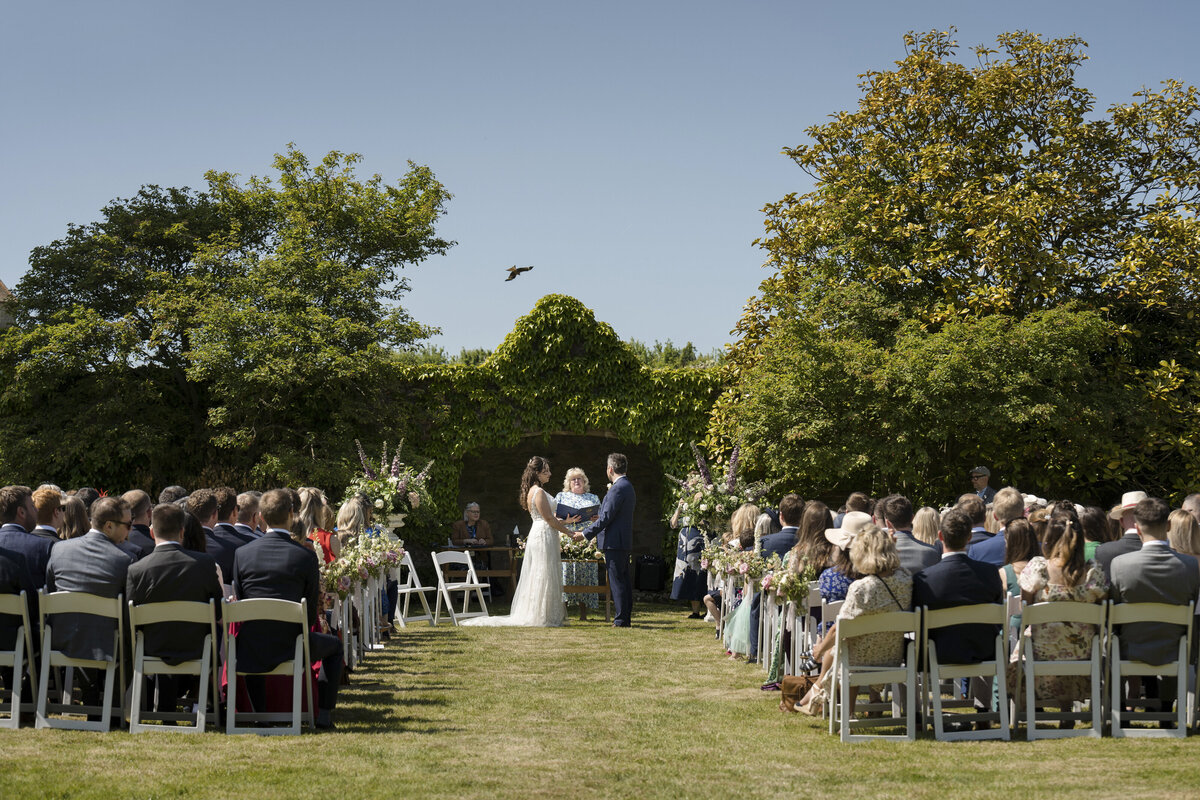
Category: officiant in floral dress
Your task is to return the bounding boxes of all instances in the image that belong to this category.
[554,468,601,620]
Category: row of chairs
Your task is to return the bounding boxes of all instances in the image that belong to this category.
[818,599,1194,742]
[0,590,318,734]
[394,551,490,627]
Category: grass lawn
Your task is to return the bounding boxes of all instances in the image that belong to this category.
[3,601,1200,799]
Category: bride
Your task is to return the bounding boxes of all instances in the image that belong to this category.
[463,456,580,627]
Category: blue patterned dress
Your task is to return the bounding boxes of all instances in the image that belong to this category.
[554,490,600,609]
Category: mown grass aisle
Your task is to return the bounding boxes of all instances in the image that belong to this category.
[3,602,1200,799]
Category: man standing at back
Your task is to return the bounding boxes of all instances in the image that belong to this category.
[581,454,635,628]
[232,488,342,729]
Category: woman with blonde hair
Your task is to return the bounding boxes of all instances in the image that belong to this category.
[336,499,367,549]
[794,523,913,715]
[1168,509,1200,557]
[911,506,940,547]
[554,467,602,620]
[720,503,761,659]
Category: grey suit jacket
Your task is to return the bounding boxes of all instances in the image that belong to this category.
[1109,543,1200,665]
[45,530,132,661]
[894,530,939,576]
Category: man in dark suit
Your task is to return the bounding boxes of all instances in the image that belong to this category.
[214,487,254,544]
[126,503,223,712]
[0,545,34,698]
[0,486,54,594]
[748,493,803,661]
[877,493,938,575]
[957,494,992,549]
[234,491,263,539]
[188,489,243,579]
[1109,496,1200,714]
[31,487,65,543]
[232,488,342,729]
[913,507,1004,711]
[121,490,157,559]
[1097,491,1148,578]
[581,453,636,627]
[967,487,1025,567]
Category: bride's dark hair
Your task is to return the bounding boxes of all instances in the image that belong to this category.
[519,456,550,510]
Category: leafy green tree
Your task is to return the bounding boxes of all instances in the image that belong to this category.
[719,29,1200,501]
[627,339,721,368]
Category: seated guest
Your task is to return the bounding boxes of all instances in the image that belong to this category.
[912,506,940,547]
[1096,491,1148,578]
[0,486,54,592]
[748,494,803,661]
[912,508,1004,665]
[1006,506,1108,712]
[968,487,1025,566]
[158,486,188,506]
[59,496,89,540]
[72,487,100,512]
[451,502,492,547]
[720,503,761,658]
[235,491,263,539]
[833,491,870,528]
[214,487,254,545]
[819,511,871,610]
[189,489,243,580]
[125,503,223,712]
[336,500,366,547]
[121,490,156,559]
[31,487,65,543]
[998,519,1040,614]
[232,488,343,729]
[1167,509,1200,559]
[956,494,991,548]
[300,488,338,563]
[795,523,914,716]
[877,494,938,575]
[1110,497,1200,662]
[1080,506,1114,561]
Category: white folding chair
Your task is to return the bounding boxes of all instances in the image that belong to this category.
[0,591,37,728]
[827,609,922,742]
[1015,600,1105,739]
[35,590,125,732]
[433,551,489,625]
[800,586,823,653]
[394,552,436,627]
[1108,601,1193,738]
[223,598,314,735]
[922,603,1010,741]
[759,589,779,673]
[127,599,220,733]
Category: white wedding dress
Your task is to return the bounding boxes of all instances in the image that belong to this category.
[463,488,565,627]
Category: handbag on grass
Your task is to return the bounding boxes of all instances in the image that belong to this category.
[779,674,816,712]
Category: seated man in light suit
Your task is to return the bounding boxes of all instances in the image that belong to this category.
[877,493,938,575]
[1109,496,1200,714]
[232,488,343,729]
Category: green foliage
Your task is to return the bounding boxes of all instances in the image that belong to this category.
[717,29,1200,503]
[626,339,723,368]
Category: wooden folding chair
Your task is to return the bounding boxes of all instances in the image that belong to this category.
[35,590,125,731]
[224,598,314,735]
[127,599,220,733]
[0,591,37,728]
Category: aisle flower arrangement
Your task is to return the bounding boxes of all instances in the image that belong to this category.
[761,562,815,605]
[665,444,771,535]
[344,438,433,523]
[320,530,405,598]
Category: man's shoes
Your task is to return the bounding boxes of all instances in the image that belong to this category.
[687,612,703,619]
[315,710,336,731]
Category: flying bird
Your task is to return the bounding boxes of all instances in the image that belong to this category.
[505,265,534,281]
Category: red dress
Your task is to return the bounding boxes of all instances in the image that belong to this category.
[310,528,336,564]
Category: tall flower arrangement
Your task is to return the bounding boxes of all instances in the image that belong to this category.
[344,438,433,523]
[666,443,770,535]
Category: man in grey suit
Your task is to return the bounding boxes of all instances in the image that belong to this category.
[1110,496,1200,714]
[45,496,134,710]
[877,494,938,575]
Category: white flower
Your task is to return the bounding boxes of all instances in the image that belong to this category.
[374,498,384,509]
[699,503,708,511]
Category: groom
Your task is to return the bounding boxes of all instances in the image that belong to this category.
[578,453,635,627]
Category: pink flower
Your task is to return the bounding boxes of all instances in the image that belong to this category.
[739,562,749,575]
[700,558,709,569]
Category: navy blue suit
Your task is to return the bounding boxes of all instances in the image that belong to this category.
[216,522,255,545]
[967,529,1007,566]
[583,475,635,627]
[749,528,798,658]
[912,552,1004,665]
[204,525,245,580]
[0,523,53,592]
[128,524,157,560]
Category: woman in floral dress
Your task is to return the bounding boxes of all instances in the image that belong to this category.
[1007,504,1109,707]
[554,468,602,620]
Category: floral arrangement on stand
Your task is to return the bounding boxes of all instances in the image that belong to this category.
[345,438,433,529]
[559,533,604,562]
[666,443,771,536]
[320,532,405,599]
[761,562,815,606]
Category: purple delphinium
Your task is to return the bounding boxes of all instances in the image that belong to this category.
[356,439,378,479]
[390,438,405,478]
[692,443,712,488]
[725,444,740,493]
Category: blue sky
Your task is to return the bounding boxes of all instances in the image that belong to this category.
[3,1,1198,354]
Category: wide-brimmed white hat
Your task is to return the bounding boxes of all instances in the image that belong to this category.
[825,511,873,550]
[1108,491,1147,520]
